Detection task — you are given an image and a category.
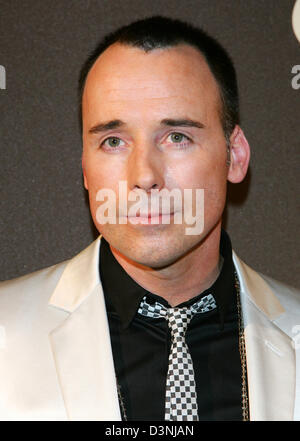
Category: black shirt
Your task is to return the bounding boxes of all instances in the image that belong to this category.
[99,230,244,421]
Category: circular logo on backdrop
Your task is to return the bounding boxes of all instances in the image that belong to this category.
[292,0,300,43]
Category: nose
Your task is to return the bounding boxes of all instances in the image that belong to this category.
[127,141,165,193]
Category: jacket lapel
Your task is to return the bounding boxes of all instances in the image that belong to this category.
[233,252,297,420]
[48,237,121,421]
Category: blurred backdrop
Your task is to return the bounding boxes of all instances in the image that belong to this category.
[0,0,299,288]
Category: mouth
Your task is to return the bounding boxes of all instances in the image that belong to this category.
[126,212,175,225]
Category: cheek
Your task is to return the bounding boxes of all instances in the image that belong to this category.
[83,153,123,194]
[167,153,227,223]
[167,153,227,191]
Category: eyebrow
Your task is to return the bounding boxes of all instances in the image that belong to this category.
[88,118,205,134]
[89,119,125,134]
[160,118,205,129]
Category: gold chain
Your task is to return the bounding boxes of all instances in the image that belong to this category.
[234,271,250,421]
[116,380,127,421]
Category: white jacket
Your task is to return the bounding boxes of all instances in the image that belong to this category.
[0,236,299,421]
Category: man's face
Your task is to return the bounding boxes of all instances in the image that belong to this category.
[82,43,230,268]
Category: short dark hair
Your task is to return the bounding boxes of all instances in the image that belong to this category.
[79,15,239,142]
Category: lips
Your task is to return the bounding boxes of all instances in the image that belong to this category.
[127,211,174,218]
[126,212,174,225]
[128,212,173,218]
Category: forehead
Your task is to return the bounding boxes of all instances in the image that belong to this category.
[82,43,221,123]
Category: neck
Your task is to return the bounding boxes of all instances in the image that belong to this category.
[110,223,223,306]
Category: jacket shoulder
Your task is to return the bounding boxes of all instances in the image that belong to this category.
[233,250,300,317]
[259,272,300,310]
[0,260,69,308]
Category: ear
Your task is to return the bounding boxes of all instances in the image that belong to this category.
[82,156,89,190]
[227,125,250,183]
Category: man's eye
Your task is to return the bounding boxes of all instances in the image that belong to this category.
[167,132,191,144]
[102,137,124,148]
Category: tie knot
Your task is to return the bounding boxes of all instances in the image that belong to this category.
[138,293,217,335]
[166,307,193,337]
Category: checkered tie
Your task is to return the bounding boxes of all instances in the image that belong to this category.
[138,293,217,421]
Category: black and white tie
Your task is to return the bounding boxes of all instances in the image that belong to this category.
[138,293,217,421]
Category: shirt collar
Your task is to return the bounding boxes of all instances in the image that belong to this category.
[100,229,236,330]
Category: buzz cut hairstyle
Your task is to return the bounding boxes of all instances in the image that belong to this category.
[78,15,240,144]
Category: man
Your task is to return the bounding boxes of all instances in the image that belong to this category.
[0,16,299,421]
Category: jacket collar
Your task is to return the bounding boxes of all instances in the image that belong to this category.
[49,237,102,312]
[232,251,285,321]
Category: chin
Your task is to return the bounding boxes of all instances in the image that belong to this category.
[110,229,199,269]
[125,248,184,270]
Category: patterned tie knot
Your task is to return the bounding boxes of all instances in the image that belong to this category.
[138,293,217,323]
[166,307,193,338]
